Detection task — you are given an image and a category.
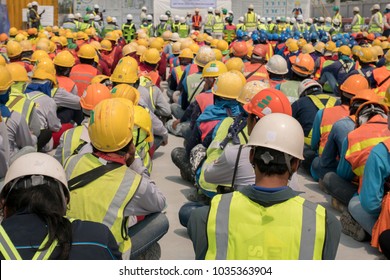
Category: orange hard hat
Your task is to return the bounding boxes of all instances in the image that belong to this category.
[252,44,268,59]
[232,41,248,57]
[339,74,369,98]
[80,83,112,111]
[292,53,315,76]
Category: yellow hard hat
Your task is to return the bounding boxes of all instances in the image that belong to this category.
[301,44,315,54]
[213,48,223,61]
[212,71,245,99]
[352,45,362,56]
[105,31,118,42]
[106,16,113,23]
[49,41,56,54]
[14,33,26,43]
[110,59,139,84]
[0,65,14,91]
[9,27,18,37]
[36,38,50,53]
[202,60,228,78]
[179,48,194,59]
[194,46,216,67]
[358,47,377,63]
[6,63,29,82]
[100,39,112,51]
[314,42,325,54]
[89,40,102,51]
[189,43,200,55]
[136,45,147,56]
[0,55,6,66]
[325,41,336,52]
[80,83,112,111]
[111,84,140,106]
[88,98,135,152]
[373,45,384,57]
[78,44,96,59]
[91,75,110,84]
[225,57,245,73]
[180,39,193,50]
[20,40,33,52]
[36,58,56,75]
[6,40,23,58]
[59,36,68,47]
[77,31,86,40]
[210,39,219,48]
[217,40,229,52]
[31,50,50,63]
[288,41,299,52]
[372,39,381,47]
[122,44,136,56]
[142,48,161,64]
[338,45,351,56]
[137,38,149,48]
[32,66,57,85]
[297,38,307,49]
[381,41,390,50]
[133,105,153,143]
[237,80,270,104]
[149,40,163,52]
[162,30,172,41]
[53,50,75,68]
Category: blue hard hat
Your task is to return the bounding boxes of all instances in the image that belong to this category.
[310,32,319,41]
[336,40,342,47]
[321,35,329,43]
[236,29,244,38]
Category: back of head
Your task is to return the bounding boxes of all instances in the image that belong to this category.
[212,71,245,99]
[298,79,322,97]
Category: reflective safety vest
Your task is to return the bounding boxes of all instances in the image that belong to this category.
[135,140,152,174]
[63,21,77,32]
[172,23,180,33]
[244,12,257,28]
[174,65,186,85]
[206,191,326,260]
[70,64,99,97]
[193,15,201,28]
[333,13,342,27]
[205,14,214,29]
[244,62,269,82]
[198,116,248,195]
[276,23,287,34]
[65,153,142,257]
[56,75,76,94]
[280,80,300,104]
[368,12,383,33]
[139,70,159,87]
[213,16,224,33]
[156,23,168,37]
[0,224,59,260]
[351,14,364,32]
[323,25,332,32]
[258,23,267,31]
[59,125,87,165]
[314,57,326,80]
[6,94,35,126]
[317,105,349,156]
[303,94,337,145]
[223,28,236,43]
[373,66,390,97]
[186,72,203,103]
[122,23,135,43]
[102,23,115,36]
[345,115,390,192]
[236,23,246,31]
[297,23,306,32]
[79,22,91,32]
[195,92,214,113]
[178,24,189,38]
[10,82,27,95]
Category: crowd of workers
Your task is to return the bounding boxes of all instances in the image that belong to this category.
[1,1,390,260]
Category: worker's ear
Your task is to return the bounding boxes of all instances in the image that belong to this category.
[291,158,300,173]
[249,147,255,167]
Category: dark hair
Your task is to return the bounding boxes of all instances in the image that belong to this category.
[55,65,71,77]
[79,57,94,65]
[253,147,295,176]
[0,179,72,259]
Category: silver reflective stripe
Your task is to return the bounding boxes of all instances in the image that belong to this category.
[215,192,233,260]
[0,226,21,260]
[63,129,75,163]
[299,200,317,260]
[149,87,156,109]
[102,169,138,227]
[64,154,83,179]
[22,99,32,124]
[33,238,58,260]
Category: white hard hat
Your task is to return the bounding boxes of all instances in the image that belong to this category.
[267,17,272,22]
[112,17,117,23]
[257,15,261,20]
[31,1,38,6]
[94,4,99,9]
[146,14,153,20]
[290,18,296,23]
[68,13,75,19]
[249,4,254,9]
[180,17,186,23]
[319,17,324,22]
[260,17,266,23]
[276,16,281,20]
[126,14,133,20]
[239,16,244,22]
[332,18,340,25]
[208,7,213,12]
[247,113,304,160]
[94,15,101,21]
[161,14,168,21]
[75,13,82,18]
[228,10,233,14]
[170,32,180,42]
[174,15,180,21]
[142,6,147,11]
[195,8,200,13]
[265,54,288,75]
[307,18,313,24]
[286,16,291,23]
[3,152,70,200]
[353,6,360,12]
[27,3,32,8]
[387,4,390,9]
[215,8,220,14]
[298,79,322,97]
[325,17,331,23]
[297,14,303,20]
[372,4,381,10]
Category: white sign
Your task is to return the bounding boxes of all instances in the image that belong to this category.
[171,0,217,8]
[22,6,54,26]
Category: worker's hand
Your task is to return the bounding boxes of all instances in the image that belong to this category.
[172,119,180,130]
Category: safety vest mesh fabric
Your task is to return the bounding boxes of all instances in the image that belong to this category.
[236,23,246,31]
[333,13,342,26]
[352,14,364,32]
[205,192,326,260]
[323,25,332,32]
[56,76,76,94]
[373,66,390,97]
[318,105,349,156]
[258,23,268,31]
[6,94,35,125]
[122,23,135,42]
[276,23,287,34]
[213,16,224,33]
[70,64,99,97]
[0,224,59,260]
[186,73,203,102]
[196,92,214,113]
[174,65,186,85]
[244,63,269,82]
[280,80,300,104]
[223,29,236,43]
[102,24,115,35]
[79,22,91,32]
[304,94,337,145]
[198,117,249,193]
[60,125,84,165]
[205,14,214,29]
[172,23,180,32]
[369,12,383,33]
[297,23,305,32]
[156,23,167,37]
[178,24,189,38]
[244,12,257,28]
[65,153,142,256]
[345,115,390,191]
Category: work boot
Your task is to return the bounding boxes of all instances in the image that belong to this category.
[171,147,194,183]
[340,211,368,242]
[331,197,347,213]
[135,242,161,260]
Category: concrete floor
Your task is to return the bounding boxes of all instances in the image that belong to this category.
[152,134,384,260]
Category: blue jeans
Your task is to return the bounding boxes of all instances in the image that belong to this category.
[179,201,207,228]
[128,213,169,259]
[171,103,185,119]
[319,71,339,96]
[323,172,357,206]
[348,195,378,235]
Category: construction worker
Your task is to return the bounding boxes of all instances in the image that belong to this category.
[121,14,136,43]
[244,4,257,32]
[295,15,305,32]
[291,79,338,170]
[104,32,123,72]
[323,90,389,218]
[29,1,45,30]
[244,44,269,82]
[373,50,390,96]
[313,76,370,184]
[332,6,342,28]
[0,111,9,179]
[156,15,171,37]
[168,48,194,94]
[178,17,190,39]
[263,54,288,88]
[384,4,390,36]
[140,6,148,22]
[6,40,33,73]
[79,15,91,32]
[166,10,173,26]
[64,98,168,259]
[345,47,377,88]
[62,14,77,31]
[236,17,246,31]
[187,113,341,260]
[223,16,236,44]
[0,65,34,157]
[204,7,214,35]
[93,4,104,23]
[351,7,364,32]
[0,152,122,260]
[101,16,116,37]
[212,9,224,40]
[145,15,155,37]
[368,4,384,34]
[138,48,162,87]
[192,8,202,31]
[92,15,103,36]
[70,44,100,97]
[171,15,180,33]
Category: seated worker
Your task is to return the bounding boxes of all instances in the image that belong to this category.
[187,113,341,259]
[0,152,122,260]
[64,98,168,260]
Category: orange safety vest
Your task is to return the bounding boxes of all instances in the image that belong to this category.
[193,15,201,28]
[244,62,269,82]
[69,64,99,97]
[195,92,214,113]
[101,50,116,71]
[345,115,390,193]
[314,57,326,80]
[174,65,186,85]
[139,69,160,86]
[373,66,390,97]
[56,75,76,93]
[318,105,349,156]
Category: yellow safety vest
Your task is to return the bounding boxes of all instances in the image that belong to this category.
[205,14,214,29]
[369,12,383,33]
[6,93,35,126]
[213,16,224,33]
[351,14,364,32]
[186,72,203,102]
[206,191,326,260]
[133,127,152,174]
[245,12,257,28]
[65,153,142,257]
[59,125,85,165]
[198,117,248,194]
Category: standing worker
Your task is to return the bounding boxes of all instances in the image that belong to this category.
[332,6,342,28]
[351,7,364,32]
[368,4,384,34]
[204,7,214,35]
[384,4,390,36]
[244,4,257,32]
[140,6,148,23]
[29,1,45,30]
[192,8,202,31]
[122,14,136,43]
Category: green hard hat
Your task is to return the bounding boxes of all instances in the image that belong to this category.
[86,6,92,12]
[222,8,228,14]
[333,6,339,11]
